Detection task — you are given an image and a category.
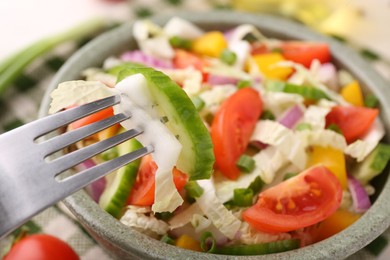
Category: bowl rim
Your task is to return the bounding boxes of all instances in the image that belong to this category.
[39,10,390,259]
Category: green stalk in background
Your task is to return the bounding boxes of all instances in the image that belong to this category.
[0,18,108,96]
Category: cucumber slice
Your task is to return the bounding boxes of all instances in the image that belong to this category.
[352,143,390,184]
[115,63,215,180]
[99,137,143,218]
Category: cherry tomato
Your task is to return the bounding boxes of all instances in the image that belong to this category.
[126,155,188,206]
[173,49,208,81]
[325,106,379,143]
[242,166,342,233]
[69,106,114,130]
[281,42,331,68]
[4,234,79,260]
[211,88,262,180]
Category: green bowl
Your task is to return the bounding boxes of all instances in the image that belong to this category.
[39,11,390,259]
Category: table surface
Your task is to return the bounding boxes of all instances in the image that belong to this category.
[1,0,390,259]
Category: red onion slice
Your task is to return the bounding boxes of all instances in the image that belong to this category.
[347,175,371,213]
[207,74,239,85]
[278,104,304,129]
[120,50,173,69]
[76,159,106,202]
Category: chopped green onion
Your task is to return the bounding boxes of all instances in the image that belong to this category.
[220,49,237,65]
[200,231,217,253]
[233,188,254,207]
[327,123,343,134]
[185,181,204,199]
[155,211,174,221]
[191,96,205,111]
[295,122,312,131]
[213,239,300,255]
[237,80,251,89]
[236,155,255,173]
[266,80,329,100]
[160,234,175,245]
[248,176,264,194]
[283,172,298,180]
[101,147,119,161]
[364,93,379,108]
[169,36,192,50]
[260,110,275,120]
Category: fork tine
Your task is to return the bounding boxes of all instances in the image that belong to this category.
[41,112,130,156]
[32,95,122,137]
[58,145,153,195]
[48,128,143,176]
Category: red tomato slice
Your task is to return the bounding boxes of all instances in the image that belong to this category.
[4,234,79,260]
[126,155,188,206]
[281,42,331,68]
[173,49,208,81]
[69,107,114,130]
[211,88,262,180]
[242,166,342,233]
[325,106,379,143]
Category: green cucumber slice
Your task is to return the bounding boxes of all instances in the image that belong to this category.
[98,137,143,218]
[115,63,215,180]
[352,143,390,184]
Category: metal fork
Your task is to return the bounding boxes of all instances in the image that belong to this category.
[0,94,153,238]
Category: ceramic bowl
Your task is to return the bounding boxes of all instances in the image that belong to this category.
[39,11,390,259]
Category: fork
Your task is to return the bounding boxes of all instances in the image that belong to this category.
[0,94,153,238]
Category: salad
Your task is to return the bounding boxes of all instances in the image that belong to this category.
[49,17,390,255]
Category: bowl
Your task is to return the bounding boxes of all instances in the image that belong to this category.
[39,11,390,259]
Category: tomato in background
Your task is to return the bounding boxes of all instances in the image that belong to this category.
[242,166,342,233]
[173,50,208,81]
[126,155,188,206]
[4,234,79,260]
[281,42,331,68]
[325,106,378,143]
[69,106,114,130]
[211,88,262,180]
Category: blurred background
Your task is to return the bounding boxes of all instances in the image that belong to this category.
[1,0,390,259]
[1,0,390,62]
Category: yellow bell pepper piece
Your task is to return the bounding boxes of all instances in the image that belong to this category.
[175,234,202,252]
[252,53,293,80]
[97,124,120,141]
[306,146,347,189]
[192,31,227,57]
[315,209,361,242]
[341,80,364,106]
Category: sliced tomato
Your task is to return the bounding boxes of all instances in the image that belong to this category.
[211,88,262,180]
[4,234,79,260]
[69,106,114,130]
[325,106,379,143]
[173,49,208,81]
[126,155,188,206]
[242,166,342,233]
[281,41,331,68]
